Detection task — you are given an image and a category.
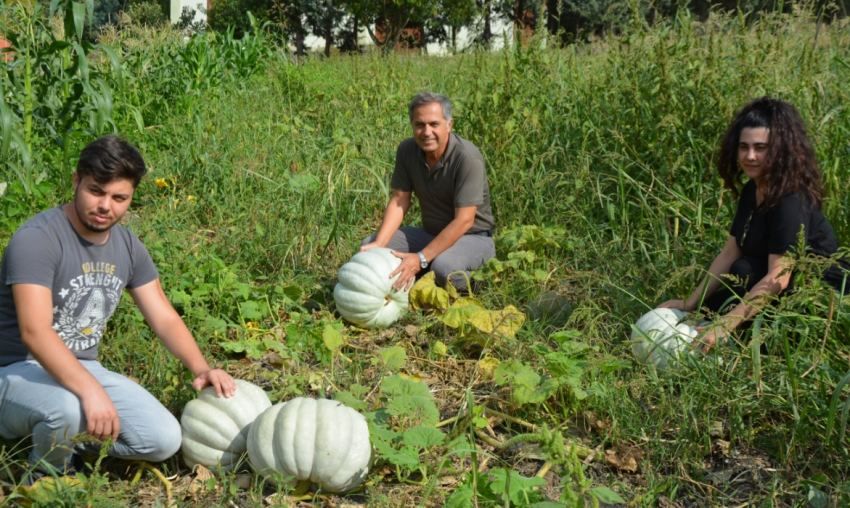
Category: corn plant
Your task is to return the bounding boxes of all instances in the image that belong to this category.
[0,0,121,223]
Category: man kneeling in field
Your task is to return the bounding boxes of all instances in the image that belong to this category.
[360,92,496,292]
[0,135,236,483]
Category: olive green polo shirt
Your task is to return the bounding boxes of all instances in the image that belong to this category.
[390,133,495,236]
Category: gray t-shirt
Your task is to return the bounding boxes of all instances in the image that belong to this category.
[0,206,158,367]
[391,133,495,235]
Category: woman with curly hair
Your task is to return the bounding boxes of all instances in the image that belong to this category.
[659,97,849,352]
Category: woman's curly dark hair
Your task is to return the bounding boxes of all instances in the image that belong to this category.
[717,97,823,210]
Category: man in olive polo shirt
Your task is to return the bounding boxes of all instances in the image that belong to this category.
[360,92,496,292]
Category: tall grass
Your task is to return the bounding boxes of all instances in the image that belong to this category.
[1,3,850,506]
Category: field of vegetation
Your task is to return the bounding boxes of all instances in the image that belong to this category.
[1,2,850,506]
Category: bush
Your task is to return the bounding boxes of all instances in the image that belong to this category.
[126,1,168,27]
[207,0,269,37]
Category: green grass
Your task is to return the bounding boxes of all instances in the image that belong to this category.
[1,5,850,507]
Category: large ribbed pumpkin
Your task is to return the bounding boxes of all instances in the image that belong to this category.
[334,248,409,328]
[630,308,698,371]
[181,379,272,472]
[247,397,372,493]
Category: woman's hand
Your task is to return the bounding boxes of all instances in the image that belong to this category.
[692,324,728,354]
[658,299,687,311]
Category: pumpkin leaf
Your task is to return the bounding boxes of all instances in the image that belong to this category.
[239,300,264,321]
[409,272,450,311]
[377,346,407,371]
[381,375,439,426]
[488,469,547,505]
[403,426,446,449]
[496,225,563,254]
[333,390,368,411]
[478,356,501,379]
[589,486,626,504]
[466,305,526,338]
[439,298,485,328]
[495,361,560,405]
[372,435,421,467]
[322,324,344,352]
[204,316,228,334]
[432,340,448,356]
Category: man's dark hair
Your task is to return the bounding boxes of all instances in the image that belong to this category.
[717,96,823,210]
[76,135,147,188]
[408,92,452,122]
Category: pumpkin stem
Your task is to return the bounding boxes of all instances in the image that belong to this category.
[291,479,312,497]
[384,295,392,306]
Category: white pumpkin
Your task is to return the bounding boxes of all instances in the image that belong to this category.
[630,308,698,371]
[247,397,372,493]
[334,248,409,328]
[181,379,272,472]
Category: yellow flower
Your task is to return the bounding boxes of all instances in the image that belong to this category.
[187,195,196,202]
[155,178,168,188]
[246,322,259,329]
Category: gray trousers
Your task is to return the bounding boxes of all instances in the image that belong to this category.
[0,360,182,472]
[362,226,496,291]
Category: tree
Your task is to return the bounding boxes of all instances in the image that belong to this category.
[340,0,438,55]
[435,0,478,51]
[304,0,347,56]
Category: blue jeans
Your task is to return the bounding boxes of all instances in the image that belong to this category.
[0,360,181,471]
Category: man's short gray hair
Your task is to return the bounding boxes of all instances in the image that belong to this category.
[408,92,452,122]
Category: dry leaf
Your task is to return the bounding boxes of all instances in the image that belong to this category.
[404,325,418,337]
[604,444,645,473]
[714,439,731,456]
[478,357,500,379]
[409,272,450,311]
[233,474,252,490]
[709,421,725,438]
[193,464,215,481]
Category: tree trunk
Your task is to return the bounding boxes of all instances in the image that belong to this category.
[353,16,359,53]
[295,31,305,57]
[483,2,491,47]
[324,17,332,57]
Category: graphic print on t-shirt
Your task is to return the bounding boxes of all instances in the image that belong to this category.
[52,261,123,352]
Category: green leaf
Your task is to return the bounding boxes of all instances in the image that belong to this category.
[381,375,439,426]
[446,485,475,508]
[495,361,560,404]
[409,271,450,311]
[333,390,367,411]
[72,2,86,41]
[403,426,445,449]
[589,486,626,503]
[322,324,344,352]
[261,338,288,355]
[169,289,192,307]
[489,469,547,505]
[240,300,263,321]
[377,346,407,370]
[279,284,304,303]
[439,298,485,328]
[373,437,420,467]
[432,341,448,356]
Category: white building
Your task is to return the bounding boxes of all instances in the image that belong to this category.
[171,0,208,25]
[300,16,515,55]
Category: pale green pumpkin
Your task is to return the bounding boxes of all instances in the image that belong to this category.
[180,379,272,472]
[334,248,409,329]
[247,397,372,493]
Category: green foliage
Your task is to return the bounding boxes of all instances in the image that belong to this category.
[3,5,850,505]
[125,1,167,27]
